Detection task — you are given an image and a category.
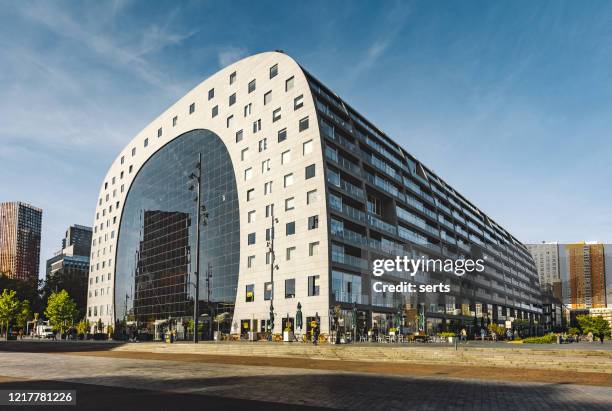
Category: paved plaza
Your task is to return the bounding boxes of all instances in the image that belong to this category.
[0,343,611,410]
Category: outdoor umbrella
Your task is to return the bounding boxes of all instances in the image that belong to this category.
[296,302,303,330]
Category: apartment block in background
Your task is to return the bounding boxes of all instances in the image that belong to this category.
[0,202,42,282]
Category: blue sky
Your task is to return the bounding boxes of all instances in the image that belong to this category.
[1,0,611,277]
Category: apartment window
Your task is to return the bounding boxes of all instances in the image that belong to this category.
[247,189,254,201]
[208,88,215,100]
[272,108,281,122]
[258,138,267,152]
[189,102,196,114]
[286,221,295,236]
[308,215,319,230]
[229,71,236,85]
[227,115,234,128]
[299,116,309,132]
[246,284,254,302]
[247,232,256,245]
[241,147,249,161]
[244,167,253,181]
[265,204,274,218]
[144,138,148,147]
[286,76,294,91]
[303,140,313,155]
[309,241,320,256]
[264,282,273,300]
[266,227,274,241]
[305,164,316,179]
[281,150,291,165]
[286,246,296,260]
[270,64,278,79]
[229,93,236,106]
[129,165,133,173]
[294,95,304,110]
[248,79,256,93]
[253,118,261,133]
[261,159,271,173]
[247,255,255,268]
[173,116,178,126]
[285,197,295,211]
[248,210,256,223]
[244,103,252,117]
[120,156,124,165]
[285,279,295,298]
[131,147,136,156]
[236,129,244,143]
[277,128,287,143]
[264,181,273,195]
[307,189,317,204]
[284,173,294,187]
[264,90,272,105]
[212,105,218,117]
[157,127,162,138]
[308,275,320,296]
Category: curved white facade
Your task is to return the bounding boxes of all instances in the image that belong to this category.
[87,51,331,333]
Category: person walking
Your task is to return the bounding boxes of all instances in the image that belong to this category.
[480,328,486,341]
[506,329,513,341]
[460,328,467,343]
[312,321,319,346]
[491,331,497,342]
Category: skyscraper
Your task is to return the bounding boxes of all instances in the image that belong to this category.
[565,242,607,309]
[526,242,561,298]
[0,202,42,282]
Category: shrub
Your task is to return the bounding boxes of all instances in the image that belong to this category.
[522,333,555,344]
[438,332,456,337]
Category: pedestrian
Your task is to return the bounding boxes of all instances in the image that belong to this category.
[313,322,319,346]
[506,329,512,341]
[460,328,467,343]
[480,328,486,341]
[513,329,519,340]
[491,331,497,342]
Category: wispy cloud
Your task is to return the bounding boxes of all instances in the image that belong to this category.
[217,46,248,68]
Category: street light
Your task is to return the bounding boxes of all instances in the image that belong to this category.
[267,210,278,339]
[187,153,208,343]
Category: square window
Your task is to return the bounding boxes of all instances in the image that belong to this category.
[247,255,255,268]
[236,129,243,143]
[285,279,295,298]
[131,147,136,156]
[284,173,294,187]
[294,95,304,110]
[264,181,273,195]
[208,88,215,100]
[173,116,178,126]
[189,102,196,114]
[285,197,295,211]
[281,150,291,165]
[307,189,317,204]
[308,215,319,230]
[244,103,252,117]
[246,284,254,302]
[248,79,256,93]
[273,108,281,122]
[286,246,296,260]
[270,64,278,79]
[258,138,267,152]
[227,115,234,128]
[286,221,295,236]
[305,164,316,179]
[265,204,274,218]
[144,138,148,147]
[241,147,249,161]
[212,105,218,118]
[299,116,309,132]
[286,76,294,91]
[308,275,320,296]
[247,189,254,201]
[248,210,256,223]
[253,119,261,133]
[277,128,287,143]
[248,232,256,245]
[264,282,273,300]
[303,140,313,155]
[309,241,319,256]
[264,91,272,105]
[230,71,237,85]
[229,93,236,106]
[244,167,253,181]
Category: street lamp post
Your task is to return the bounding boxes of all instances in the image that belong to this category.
[267,210,278,338]
[188,153,208,343]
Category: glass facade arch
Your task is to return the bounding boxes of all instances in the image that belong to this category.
[114,129,240,340]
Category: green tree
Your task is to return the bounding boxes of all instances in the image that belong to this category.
[577,315,611,340]
[0,289,22,339]
[44,290,78,336]
[16,300,31,328]
[75,319,90,336]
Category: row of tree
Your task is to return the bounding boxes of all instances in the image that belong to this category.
[0,288,79,338]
